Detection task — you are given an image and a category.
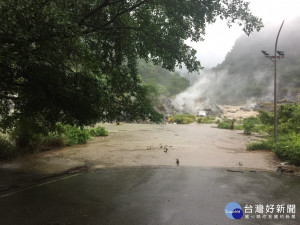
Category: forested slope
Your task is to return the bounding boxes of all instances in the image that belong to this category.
[137,60,190,114]
[138,60,190,97]
[212,17,300,103]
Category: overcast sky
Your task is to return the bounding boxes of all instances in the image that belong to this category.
[190,0,300,68]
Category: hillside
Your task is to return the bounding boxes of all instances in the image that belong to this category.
[211,16,300,104]
[137,60,190,114]
[138,60,190,97]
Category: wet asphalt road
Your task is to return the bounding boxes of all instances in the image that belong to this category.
[0,167,299,225]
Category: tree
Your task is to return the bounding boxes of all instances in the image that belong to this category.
[0,0,263,140]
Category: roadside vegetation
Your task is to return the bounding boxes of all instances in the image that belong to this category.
[0,124,108,160]
[216,104,300,165]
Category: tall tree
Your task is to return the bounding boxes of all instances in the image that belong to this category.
[0,0,262,133]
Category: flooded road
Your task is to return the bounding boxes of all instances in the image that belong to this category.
[0,123,278,175]
[0,124,299,224]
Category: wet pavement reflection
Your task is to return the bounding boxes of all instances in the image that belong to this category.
[0,167,299,225]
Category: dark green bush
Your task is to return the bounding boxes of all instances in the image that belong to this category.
[41,135,65,148]
[277,104,298,124]
[0,135,17,159]
[258,110,273,125]
[9,118,45,152]
[243,116,258,135]
[89,126,108,137]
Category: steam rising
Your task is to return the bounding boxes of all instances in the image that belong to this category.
[173,17,300,113]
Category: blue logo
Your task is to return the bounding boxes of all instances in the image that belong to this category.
[225,202,243,219]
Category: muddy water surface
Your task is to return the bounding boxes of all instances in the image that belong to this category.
[0,123,278,174]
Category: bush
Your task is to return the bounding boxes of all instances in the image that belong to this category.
[243,116,258,135]
[62,125,91,146]
[277,104,298,124]
[258,110,273,125]
[41,135,65,148]
[9,118,45,152]
[89,126,108,137]
[169,114,196,124]
[197,116,216,124]
[0,135,17,159]
[217,118,235,129]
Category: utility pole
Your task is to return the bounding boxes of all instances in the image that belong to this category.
[261,20,285,143]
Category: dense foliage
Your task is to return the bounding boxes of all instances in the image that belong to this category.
[138,60,190,97]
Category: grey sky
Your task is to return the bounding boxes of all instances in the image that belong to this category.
[190,0,300,68]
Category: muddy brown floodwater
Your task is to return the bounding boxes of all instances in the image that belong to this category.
[0,123,279,175]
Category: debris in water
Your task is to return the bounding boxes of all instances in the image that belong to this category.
[227,169,243,173]
[277,166,294,173]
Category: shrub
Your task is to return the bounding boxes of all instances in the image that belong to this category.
[197,116,216,124]
[170,114,196,124]
[0,135,17,159]
[277,104,298,124]
[62,125,91,146]
[77,129,91,144]
[258,110,273,125]
[41,135,65,148]
[243,116,258,135]
[217,118,235,129]
[89,126,108,137]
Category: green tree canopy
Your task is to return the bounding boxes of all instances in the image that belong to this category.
[0,0,262,132]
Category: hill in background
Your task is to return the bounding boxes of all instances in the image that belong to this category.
[211,16,300,104]
[137,60,190,115]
